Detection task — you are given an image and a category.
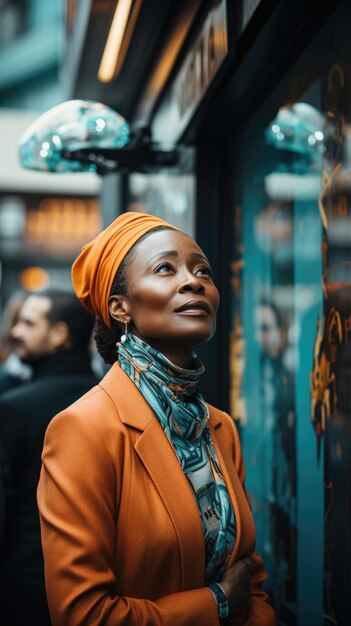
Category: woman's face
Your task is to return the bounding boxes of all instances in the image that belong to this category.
[111,229,220,367]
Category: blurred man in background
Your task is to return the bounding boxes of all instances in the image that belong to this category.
[0,290,31,393]
[0,288,98,626]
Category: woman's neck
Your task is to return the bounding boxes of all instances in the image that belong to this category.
[130,334,196,370]
[144,343,194,369]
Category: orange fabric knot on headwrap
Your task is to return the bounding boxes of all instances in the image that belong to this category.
[72,211,178,328]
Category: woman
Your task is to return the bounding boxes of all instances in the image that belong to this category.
[38,212,276,626]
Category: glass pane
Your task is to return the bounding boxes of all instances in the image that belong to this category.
[127,148,196,236]
[230,17,351,621]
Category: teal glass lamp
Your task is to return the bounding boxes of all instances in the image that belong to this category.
[19,100,130,173]
[265,102,327,174]
[18,99,179,175]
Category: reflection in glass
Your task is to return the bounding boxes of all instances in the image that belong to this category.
[232,23,351,623]
[18,100,130,173]
[231,93,327,623]
[310,61,351,624]
[265,103,329,205]
[127,149,195,235]
[266,103,327,170]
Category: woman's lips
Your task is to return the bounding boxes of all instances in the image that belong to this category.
[175,300,211,315]
[176,309,209,316]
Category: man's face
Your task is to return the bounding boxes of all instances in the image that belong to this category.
[255,304,281,359]
[10,295,55,364]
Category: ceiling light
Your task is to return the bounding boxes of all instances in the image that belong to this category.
[98,0,135,83]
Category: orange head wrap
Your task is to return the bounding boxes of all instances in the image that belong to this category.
[72,211,178,328]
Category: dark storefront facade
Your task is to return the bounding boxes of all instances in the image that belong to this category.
[68,1,351,624]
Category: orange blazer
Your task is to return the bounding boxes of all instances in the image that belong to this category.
[38,363,276,626]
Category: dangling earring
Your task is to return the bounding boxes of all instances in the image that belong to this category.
[121,320,128,343]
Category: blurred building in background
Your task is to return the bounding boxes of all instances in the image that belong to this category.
[0,0,101,310]
[2,1,351,625]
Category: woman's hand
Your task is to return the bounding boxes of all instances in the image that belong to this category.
[219,557,252,615]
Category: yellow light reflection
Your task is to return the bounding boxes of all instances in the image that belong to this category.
[98,0,134,83]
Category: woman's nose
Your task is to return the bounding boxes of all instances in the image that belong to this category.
[178,274,205,294]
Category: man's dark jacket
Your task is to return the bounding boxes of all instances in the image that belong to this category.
[0,370,21,395]
[0,348,98,626]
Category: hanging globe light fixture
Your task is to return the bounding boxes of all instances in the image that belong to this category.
[19,100,178,175]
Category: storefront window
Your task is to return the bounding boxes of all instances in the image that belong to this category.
[127,150,196,236]
[230,19,351,624]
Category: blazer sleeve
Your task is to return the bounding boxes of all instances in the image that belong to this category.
[229,417,276,626]
[37,407,220,626]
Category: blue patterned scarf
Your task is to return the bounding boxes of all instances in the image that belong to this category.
[117,333,236,581]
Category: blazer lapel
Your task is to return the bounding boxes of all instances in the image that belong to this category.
[99,363,206,588]
[135,419,206,588]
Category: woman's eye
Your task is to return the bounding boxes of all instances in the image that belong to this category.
[154,263,174,273]
[195,266,212,276]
